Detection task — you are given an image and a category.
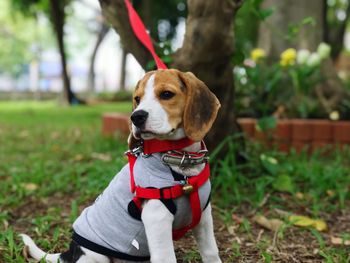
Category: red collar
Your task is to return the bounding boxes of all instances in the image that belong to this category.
[142,137,195,155]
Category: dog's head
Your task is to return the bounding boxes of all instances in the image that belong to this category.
[130,69,220,144]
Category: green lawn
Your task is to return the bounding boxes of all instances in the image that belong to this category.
[0,101,349,262]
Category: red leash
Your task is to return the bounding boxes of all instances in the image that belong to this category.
[124,1,209,240]
[124,0,168,70]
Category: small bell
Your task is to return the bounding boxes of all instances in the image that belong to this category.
[182,184,193,194]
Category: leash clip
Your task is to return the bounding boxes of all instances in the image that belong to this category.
[125,146,144,156]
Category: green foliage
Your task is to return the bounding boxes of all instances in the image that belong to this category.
[0,1,37,75]
[0,101,349,261]
[211,136,350,214]
[0,101,130,261]
[133,0,187,43]
[233,0,275,64]
[234,43,343,119]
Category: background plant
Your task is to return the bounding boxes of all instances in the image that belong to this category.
[234,43,349,119]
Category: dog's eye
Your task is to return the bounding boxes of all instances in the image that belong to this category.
[134,96,141,105]
[159,91,175,100]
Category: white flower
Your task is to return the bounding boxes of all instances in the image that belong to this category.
[317,43,331,60]
[307,53,321,67]
[329,111,339,121]
[297,49,311,64]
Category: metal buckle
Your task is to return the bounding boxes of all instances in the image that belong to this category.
[179,152,187,168]
[125,146,144,156]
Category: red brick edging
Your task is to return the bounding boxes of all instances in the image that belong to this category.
[102,113,350,152]
[102,113,130,137]
[239,118,350,152]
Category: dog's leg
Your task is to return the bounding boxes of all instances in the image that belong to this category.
[141,200,176,263]
[193,203,221,263]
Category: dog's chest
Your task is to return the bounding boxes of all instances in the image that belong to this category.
[73,157,211,257]
[133,154,182,188]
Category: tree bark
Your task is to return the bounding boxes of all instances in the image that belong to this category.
[88,23,109,94]
[98,0,243,150]
[324,1,350,60]
[49,0,81,104]
[118,47,127,91]
[99,0,152,67]
[171,0,243,150]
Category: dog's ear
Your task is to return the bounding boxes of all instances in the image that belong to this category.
[178,71,221,141]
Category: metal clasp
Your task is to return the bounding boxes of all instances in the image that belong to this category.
[125,146,144,156]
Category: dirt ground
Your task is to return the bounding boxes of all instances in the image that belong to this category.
[6,193,350,263]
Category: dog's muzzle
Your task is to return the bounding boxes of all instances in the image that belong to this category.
[131,110,149,128]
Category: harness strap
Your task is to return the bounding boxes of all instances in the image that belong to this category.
[127,153,137,193]
[127,151,210,240]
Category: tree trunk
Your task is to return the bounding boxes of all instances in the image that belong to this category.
[99,0,152,67]
[171,0,243,150]
[49,0,81,105]
[98,0,243,150]
[88,23,109,94]
[118,47,127,91]
[324,1,350,60]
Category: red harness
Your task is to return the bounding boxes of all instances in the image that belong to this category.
[126,138,210,240]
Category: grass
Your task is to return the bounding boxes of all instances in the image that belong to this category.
[0,101,130,262]
[212,136,350,214]
[0,100,350,262]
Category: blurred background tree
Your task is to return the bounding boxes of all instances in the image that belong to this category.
[11,0,82,104]
[3,0,350,142]
[0,1,37,77]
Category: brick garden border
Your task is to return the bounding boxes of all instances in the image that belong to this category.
[240,118,350,152]
[102,113,350,152]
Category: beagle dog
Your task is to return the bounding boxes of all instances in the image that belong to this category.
[21,69,221,263]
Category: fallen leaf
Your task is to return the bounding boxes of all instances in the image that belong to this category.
[331,236,350,246]
[73,154,84,161]
[91,152,112,162]
[326,190,335,197]
[314,219,327,232]
[295,192,304,200]
[288,215,327,232]
[51,145,61,152]
[227,225,236,235]
[3,220,9,230]
[50,131,61,139]
[73,128,82,138]
[21,183,38,191]
[18,130,29,138]
[253,215,283,232]
[273,208,290,217]
[231,214,243,224]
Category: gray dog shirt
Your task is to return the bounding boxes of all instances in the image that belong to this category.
[72,153,211,261]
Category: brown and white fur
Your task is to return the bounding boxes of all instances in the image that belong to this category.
[21,69,221,263]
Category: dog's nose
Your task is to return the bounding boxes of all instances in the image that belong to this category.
[131,110,149,127]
